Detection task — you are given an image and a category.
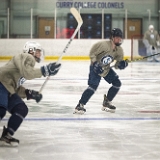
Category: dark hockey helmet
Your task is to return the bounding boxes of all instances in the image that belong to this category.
[110,28,123,46]
[111,28,123,38]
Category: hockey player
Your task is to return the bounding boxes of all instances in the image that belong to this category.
[74,28,128,114]
[0,41,61,146]
[143,25,160,62]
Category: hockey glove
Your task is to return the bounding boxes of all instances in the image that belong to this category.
[118,60,128,70]
[25,89,42,103]
[41,62,61,77]
[93,61,103,74]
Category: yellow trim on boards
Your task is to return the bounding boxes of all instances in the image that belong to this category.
[45,56,90,61]
[0,56,133,61]
[0,56,91,61]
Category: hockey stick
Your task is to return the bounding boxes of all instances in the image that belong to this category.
[39,8,83,93]
[127,52,160,62]
[111,52,160,68]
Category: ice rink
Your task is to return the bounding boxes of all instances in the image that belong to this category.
[0,60,160,160]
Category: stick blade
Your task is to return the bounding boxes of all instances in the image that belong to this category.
[70,7,83,27]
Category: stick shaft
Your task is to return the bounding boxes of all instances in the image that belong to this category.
[129,52,160,62]
[39,28,80,93]
[39,8,83,93]
[39,76,50,93]
[111,52,160,68]
[57,26,81,63]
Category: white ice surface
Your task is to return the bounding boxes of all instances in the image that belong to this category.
[0,61,160,160]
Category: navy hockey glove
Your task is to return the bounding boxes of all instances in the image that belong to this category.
[25,89,42,103]
[41,62,61,77]
[93,61,103,74]
[118,60,128,70]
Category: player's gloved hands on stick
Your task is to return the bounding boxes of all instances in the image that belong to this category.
[41,62,61,77]
[25,89,42,103]
[93,61,103,74]
[118,60,128,70]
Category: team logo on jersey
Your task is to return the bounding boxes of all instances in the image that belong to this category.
[100,55,113,66]
[17,77,26,88]
[150,34,154,39]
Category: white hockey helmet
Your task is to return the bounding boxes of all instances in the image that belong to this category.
[149,25,154,32]
[23,41,44,63]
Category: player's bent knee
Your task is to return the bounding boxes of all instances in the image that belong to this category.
[11,103,28,118]
[89,84,98,90]
[0,107,6,120]
[112,78,121,88]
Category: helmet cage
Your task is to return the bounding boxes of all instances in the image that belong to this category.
[23,41,44,63]
[111,28,123,46]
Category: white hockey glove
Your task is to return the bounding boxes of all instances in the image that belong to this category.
[41,62,61,77]
[143,39,150,48]
[157,41,160,46]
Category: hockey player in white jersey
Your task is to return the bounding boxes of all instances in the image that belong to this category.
[0,41,61,146]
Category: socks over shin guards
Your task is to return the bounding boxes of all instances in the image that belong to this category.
[7,113,23,135]
[79,86,95,105]
[7,103,28,135]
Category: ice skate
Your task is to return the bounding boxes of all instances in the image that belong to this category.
[0,126,19,147]
[102,94,116,113]
[73,103,86,114]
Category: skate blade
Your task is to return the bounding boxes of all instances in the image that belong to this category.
[101,107,115,113]
[73,109,85,115]
[0,140,19,147]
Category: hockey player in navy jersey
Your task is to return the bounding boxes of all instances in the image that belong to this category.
[74,28,128,114]
[0,41,61,146]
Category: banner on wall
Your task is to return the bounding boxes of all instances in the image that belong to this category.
[56,0,124,9]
